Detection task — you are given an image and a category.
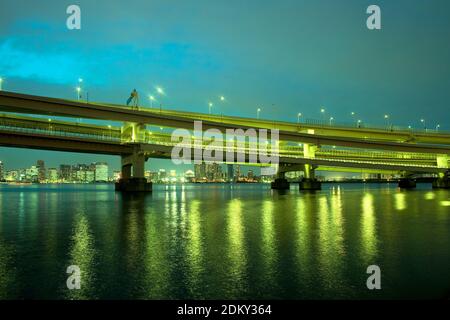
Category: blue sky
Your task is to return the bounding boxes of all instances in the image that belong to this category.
[1,0,450,173]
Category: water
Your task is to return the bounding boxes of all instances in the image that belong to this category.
[0,183,449,300]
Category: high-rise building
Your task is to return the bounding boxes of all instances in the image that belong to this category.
[247,170,254,180]
[94,162,108,182]
[48,168,58,182]
[37,160,45,183]
[59,165,72,182]
[227,164,234,182]
[26,166,38,182]
[0,160,4,181]
[194,163,206,181]
[158,169,167,182]
[235,164,241,181]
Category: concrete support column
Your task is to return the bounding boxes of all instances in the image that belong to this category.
[300,143,321,191]
[116,147,152,192]
[433,154,450,189]
[271,164,290,190]
[122,164,132,180]
[398,172,416,189]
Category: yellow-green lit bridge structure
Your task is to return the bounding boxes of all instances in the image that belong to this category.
[0,91,449,191]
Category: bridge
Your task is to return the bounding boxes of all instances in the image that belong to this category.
[0,91,449,191]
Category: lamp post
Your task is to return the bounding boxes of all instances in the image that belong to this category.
[320,108,325,122]
[149,95,155,108]
[209,102,213,114]
[156,86,165,110]
[329,116,334,125]
[421,119,426,130]
[0,77,3,91]
[76,86,81,101]
[384,114,389,128]
[297,113,302,123]
[357,119,362,128]
[257,108,261,119]
[436,124,440,131]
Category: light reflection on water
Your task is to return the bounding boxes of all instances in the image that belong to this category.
[0,183,449,299]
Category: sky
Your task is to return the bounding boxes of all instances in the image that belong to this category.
[1,0,450,173]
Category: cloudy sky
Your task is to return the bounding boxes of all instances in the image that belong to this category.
[1,0,450,172]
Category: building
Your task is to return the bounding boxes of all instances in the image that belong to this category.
[94,162,108,182]
[60,165,72,182]
[235,164,241,182]
[247,170,254,181]
[37,160,45,183]
[158,169,167,182]
[48,168,58,182]
[194,163,206,181]
[26,166,38,182]
[184,170,195,182]
[227,164,234,182]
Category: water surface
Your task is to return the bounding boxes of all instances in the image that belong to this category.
[0,183,449,299]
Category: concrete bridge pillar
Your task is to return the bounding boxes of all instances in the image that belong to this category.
[398,172,416,189]
[433,154,450,189]
[115,146,152,192]
[271,166,290,190]
[300,143,321,191]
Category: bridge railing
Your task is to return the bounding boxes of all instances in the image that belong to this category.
[303,118,443,134]
[0,117,121,142]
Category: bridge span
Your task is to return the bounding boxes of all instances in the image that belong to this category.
[1,91,449,191]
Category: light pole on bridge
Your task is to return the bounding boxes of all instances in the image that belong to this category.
[149,95,156,108]
[421,119,426,130]
[0,77,3,91]
[297,113,302,123]
[257,108,261,119]
[209,102,213,114]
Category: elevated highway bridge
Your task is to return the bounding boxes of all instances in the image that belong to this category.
[0,91,449,191]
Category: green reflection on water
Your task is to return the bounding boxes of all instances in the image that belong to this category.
[65,212,96,300]
[360,193,378,264]
[226,199,247,297]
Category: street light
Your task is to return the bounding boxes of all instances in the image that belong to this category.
[257,108,261,119]
[384,114,390,128]
[149,95,155,108]
[329,116,334,125]
[76,86,81,101]
[220,96,225,102]
[320,108,325,122]
[0,77,3,91]
[297,112,302,123]
[208,102,213,114]
[436,124,440,131]
[357,119,362,128]
[420,119,426,130]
